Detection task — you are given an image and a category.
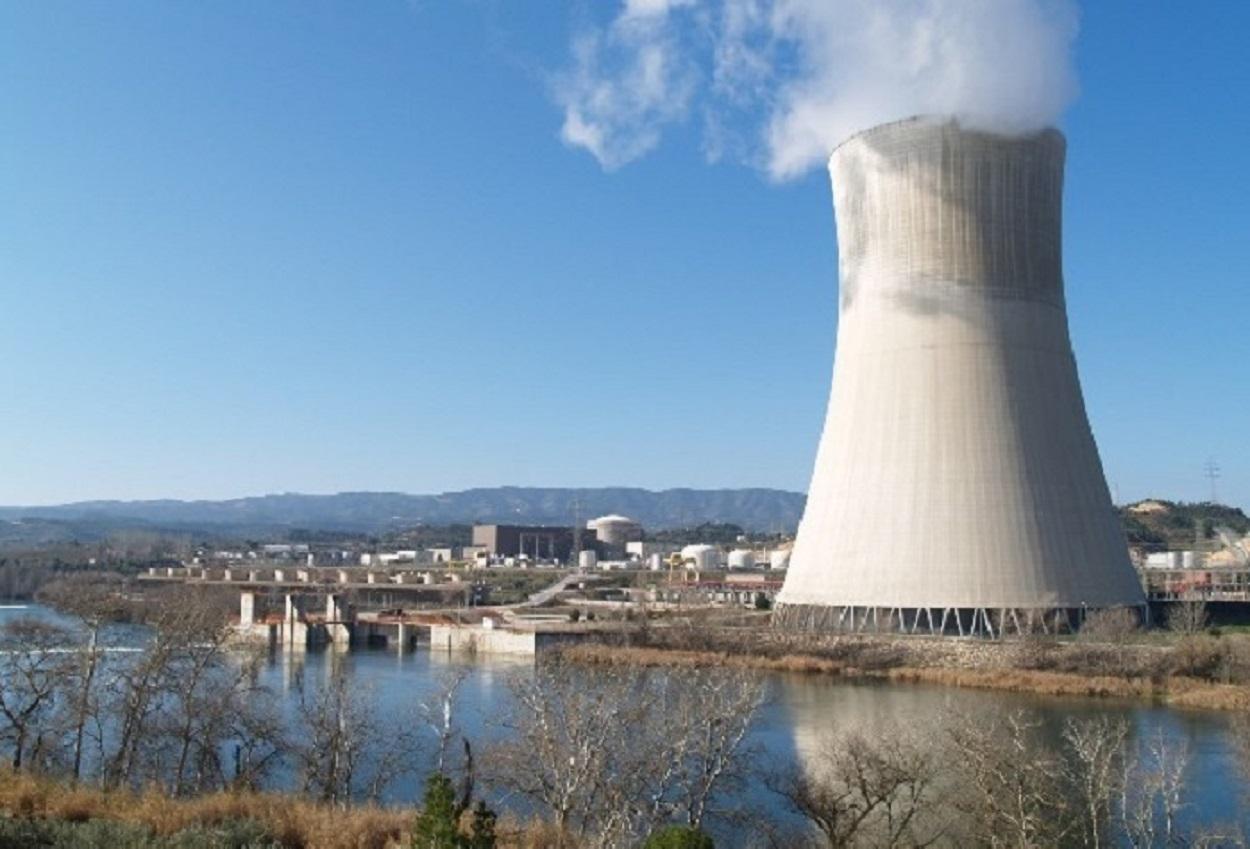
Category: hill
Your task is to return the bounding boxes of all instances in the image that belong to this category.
[1119,500,1250,550]
[0,487,806,537]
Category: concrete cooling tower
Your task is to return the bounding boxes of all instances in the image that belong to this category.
[775,116,1145,636]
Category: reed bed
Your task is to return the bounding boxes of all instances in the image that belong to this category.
[559,641,1250,711]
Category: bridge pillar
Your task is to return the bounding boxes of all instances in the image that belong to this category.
[325,594,352,647]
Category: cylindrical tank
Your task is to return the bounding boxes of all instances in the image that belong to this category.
[777,116,1144,627]
[768,550,791,570]
[647,553,664,571]
[727,549,756,570]
[681,544,721,571]
[586,515,644,547]
[578,550,598,570]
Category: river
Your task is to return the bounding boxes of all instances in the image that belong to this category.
[1,603,1243,844]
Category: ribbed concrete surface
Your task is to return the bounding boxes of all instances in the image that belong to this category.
[777,117,1143,613]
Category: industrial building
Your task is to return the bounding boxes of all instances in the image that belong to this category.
[471,524,589,563]
[776,117,1145,635]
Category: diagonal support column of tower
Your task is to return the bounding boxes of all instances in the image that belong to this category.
[775,117,1144,634]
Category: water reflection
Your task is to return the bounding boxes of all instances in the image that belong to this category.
[1,605,1244,844]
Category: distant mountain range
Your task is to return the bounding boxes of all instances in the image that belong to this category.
[0,487,807,537]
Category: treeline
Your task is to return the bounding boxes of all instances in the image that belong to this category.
[646,523,789,546]
[0,548,181,601]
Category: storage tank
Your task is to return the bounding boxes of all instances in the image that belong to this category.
[727,549,757,570]
[681,544,722,571]
[768,550,791,570]
[776,116,1145,634]
[577,550,598,570]
[586,515,644,549]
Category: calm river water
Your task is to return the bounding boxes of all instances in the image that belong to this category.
[1,603,1244,844]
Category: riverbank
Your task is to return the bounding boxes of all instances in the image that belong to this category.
[0,770,562,849]
[560,629,1250,711]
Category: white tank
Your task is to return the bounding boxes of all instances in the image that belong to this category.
[727,549,756,570]
[768,550,791,570]
[647,553,664,571]
[586,514,644,547]
[681,544,721,571]
[578,550,598,570]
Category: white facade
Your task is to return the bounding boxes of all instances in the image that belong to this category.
[777,117,1144,628]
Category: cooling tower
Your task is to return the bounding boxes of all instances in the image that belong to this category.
[775,116,1144,635]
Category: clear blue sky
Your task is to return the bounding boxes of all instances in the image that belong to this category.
[1,2,1246,508]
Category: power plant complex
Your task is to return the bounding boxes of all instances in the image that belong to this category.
[776,116,1146,635]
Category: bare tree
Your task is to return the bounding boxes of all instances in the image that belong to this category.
[291,661,418,806]
[0,619,73,771]
[650,666,765,830]
[1166,599,1209,637]
[494,659,765,848]
[1121,730,1191,849]
[1062,717,1129,849]
[100,593,227,788]
[39,573,125,781]
[778,729,944,848]
[1081,608,1140,643]
[947,710,1073,848]
[421,668,469,774]
[493,660,644,847]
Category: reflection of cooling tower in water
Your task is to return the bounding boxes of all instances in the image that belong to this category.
[776,117,1144,635]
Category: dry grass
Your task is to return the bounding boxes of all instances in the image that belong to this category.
[0,770,578,849]
[0,770,407,849]
[560,642,1250,712]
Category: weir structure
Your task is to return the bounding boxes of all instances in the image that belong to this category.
[775,116,1145,636]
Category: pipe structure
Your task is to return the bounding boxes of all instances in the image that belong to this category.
[775,117,1144,633]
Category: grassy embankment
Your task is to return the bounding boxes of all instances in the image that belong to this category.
[0,770,559,849]
[559,627,1250,712]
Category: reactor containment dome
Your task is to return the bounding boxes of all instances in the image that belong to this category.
[774,116,1145,637]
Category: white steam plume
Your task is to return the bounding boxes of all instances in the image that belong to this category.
[554,0,1080,180]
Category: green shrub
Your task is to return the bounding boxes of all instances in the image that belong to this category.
[413,774,462,849]
[642,824,715,849]
[411,773,497,849]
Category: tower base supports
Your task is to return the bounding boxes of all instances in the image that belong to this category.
[772,603,1146,638]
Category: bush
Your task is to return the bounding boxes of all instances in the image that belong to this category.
[0,818,280,849]
[411,773,496,849]
[642,825,715,849]
[1172,636,1227,681]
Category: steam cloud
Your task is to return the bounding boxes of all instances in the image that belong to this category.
[554,0,1080,180]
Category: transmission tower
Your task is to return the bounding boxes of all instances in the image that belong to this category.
[1204,458,1221,504]
[571,495,582,571]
